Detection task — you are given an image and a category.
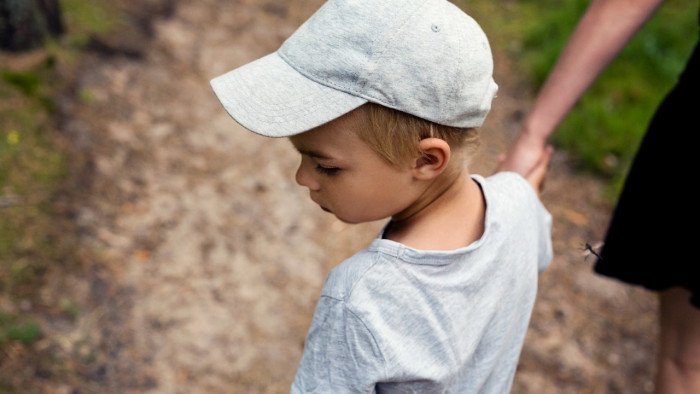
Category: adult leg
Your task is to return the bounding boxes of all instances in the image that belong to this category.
[654,288,700,394]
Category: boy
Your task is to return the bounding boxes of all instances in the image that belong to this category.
[210,0,553,392]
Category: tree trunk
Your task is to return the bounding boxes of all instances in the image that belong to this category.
[0,0,64,51]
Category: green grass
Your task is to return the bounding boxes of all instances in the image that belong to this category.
[0,57,64,299]
[464,0,697,193]
[1,0,122,355]
[60,0,124,47]
[0,2,122,389]
[0,312,41,347]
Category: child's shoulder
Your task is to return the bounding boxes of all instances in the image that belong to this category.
[479,171,549,221]
[320,248,383,301]
[481,170,529,188]
[480,171,538,201]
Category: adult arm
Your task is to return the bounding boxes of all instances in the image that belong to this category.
[500,0,664,175]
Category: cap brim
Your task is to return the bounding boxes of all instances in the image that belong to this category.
[210,52,367,138]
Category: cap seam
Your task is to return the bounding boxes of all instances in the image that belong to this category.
[354,0,427,108]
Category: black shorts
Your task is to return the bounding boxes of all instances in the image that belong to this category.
[595,39,700,309]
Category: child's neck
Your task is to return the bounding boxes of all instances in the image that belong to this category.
[384,172,485,251]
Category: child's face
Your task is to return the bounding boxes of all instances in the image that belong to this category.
[289,110,421,224]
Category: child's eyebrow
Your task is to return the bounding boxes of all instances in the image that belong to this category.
[294,147,333,160]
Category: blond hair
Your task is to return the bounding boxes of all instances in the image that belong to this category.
[354,103,480,168]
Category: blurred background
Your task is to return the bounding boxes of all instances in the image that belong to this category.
[1,0,696,392]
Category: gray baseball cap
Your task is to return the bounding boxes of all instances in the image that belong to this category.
[210,0,498,137]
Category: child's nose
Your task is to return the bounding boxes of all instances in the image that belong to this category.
[295,159,320,191]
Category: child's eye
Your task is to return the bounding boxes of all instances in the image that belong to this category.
[315,165,341,176]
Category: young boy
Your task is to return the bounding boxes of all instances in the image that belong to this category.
[210,0,553,392]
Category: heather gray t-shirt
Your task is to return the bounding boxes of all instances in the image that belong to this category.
[291,172,552,393]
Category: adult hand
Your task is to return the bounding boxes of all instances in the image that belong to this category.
[522,144,553,197]
[498,129,549,177]
[498,0,662,181]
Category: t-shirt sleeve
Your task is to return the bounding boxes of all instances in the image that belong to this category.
[291,296,386,394]
[517,174,553,273]
[503,172,553,273]
[535,196,553,273]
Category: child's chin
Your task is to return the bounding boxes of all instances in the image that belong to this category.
[322,207,377,224]
[332,214,368,225]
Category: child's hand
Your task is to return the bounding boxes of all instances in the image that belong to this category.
[523,145,553,196]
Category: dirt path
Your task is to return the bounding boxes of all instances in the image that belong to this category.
[42,1,657,392]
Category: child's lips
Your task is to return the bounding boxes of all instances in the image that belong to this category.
[309,194,329,212]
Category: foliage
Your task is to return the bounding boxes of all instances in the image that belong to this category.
[0,0,64,51]
[0,0,120,358]
[60,0,123,47]
[463,0,697,192]
[0,56,65,301]
[0,312,41,347]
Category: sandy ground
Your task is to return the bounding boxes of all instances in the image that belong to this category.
[4,0,659,392]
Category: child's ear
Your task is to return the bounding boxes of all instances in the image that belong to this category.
[412,138,451,180]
